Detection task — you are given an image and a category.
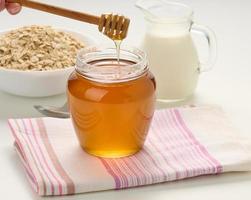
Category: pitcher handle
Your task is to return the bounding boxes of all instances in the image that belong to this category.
[191,23,217,73]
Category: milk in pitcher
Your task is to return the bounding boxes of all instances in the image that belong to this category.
[143,31,199,100]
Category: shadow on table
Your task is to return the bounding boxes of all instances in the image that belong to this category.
[155,93,211,110]
[0,91,65,119]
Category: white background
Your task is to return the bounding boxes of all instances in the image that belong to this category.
[1,0,251,199]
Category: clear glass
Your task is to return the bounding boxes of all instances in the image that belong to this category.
[136,0,217,101]
[75,45,148,82]
[67,45,156,158]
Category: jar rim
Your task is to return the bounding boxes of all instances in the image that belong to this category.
[76,45,148,83]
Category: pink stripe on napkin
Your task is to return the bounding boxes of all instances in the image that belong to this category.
[8,106,251,196]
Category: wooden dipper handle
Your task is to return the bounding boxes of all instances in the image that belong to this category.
[8,0,100,25]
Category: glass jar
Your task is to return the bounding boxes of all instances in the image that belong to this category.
[67,45,156,158]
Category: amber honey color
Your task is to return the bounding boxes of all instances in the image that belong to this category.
[67,60,156,158]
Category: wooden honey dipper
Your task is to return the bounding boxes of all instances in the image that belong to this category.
[8,0,130,40]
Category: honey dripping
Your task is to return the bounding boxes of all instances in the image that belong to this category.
[101,14,130,78]
[114,40,122,78]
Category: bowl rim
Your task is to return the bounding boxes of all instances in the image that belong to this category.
[0,66,75,73]
[0,26,97,74]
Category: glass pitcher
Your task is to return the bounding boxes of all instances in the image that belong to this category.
[136,0,217,101]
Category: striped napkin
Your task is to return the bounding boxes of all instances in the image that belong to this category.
[8,106,251,196]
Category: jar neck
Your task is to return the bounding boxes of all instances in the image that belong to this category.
[76,46,148,83]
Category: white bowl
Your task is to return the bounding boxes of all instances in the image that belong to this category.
[0,28,96,97]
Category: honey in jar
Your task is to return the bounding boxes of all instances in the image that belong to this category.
[67,45,156,158]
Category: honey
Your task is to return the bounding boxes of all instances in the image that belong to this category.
[67,46,156,158]
[114,40,122,63]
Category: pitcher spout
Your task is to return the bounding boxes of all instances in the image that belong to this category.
[135,0,193,23]
[135,0,160,19]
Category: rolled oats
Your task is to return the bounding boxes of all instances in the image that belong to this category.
[0,25,85,71]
